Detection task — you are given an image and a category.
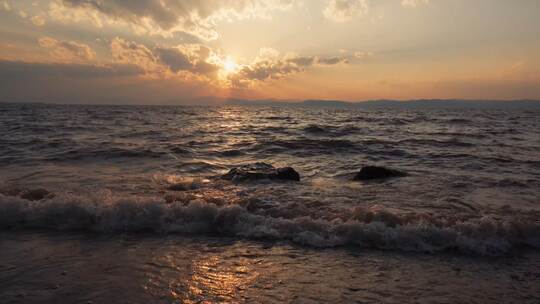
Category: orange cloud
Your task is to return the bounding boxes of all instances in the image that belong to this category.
[31,14,47,26]
[38,36,96,62]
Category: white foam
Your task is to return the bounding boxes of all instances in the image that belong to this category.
[1,193,538,256]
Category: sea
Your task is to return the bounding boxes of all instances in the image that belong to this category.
[0,102,539,303]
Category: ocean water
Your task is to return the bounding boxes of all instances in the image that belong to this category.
[1,103,539,303]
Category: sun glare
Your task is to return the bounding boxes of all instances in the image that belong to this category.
[223,58,238,74]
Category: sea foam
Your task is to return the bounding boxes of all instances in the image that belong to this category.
[1,192,538,256]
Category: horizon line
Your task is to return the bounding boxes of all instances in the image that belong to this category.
[2,98,540,107]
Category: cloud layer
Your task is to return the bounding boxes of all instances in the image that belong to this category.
[54,0,297,40]
[0,59,143,80]
[323,0,369,22]
[228,48,347,87]
[2,0,538,104]
[39,37,96,62]
[322,0,430,22]
[110,38,220,79]
[107,39,346,87]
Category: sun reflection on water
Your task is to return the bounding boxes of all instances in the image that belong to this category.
[182,256,259,303]
[144,250,260,303]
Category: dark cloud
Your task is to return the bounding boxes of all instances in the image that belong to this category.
[110,38,219,76]
[63,0,179,29]
[317,56,348,65]
[155,46,219,75]
[0,59,216,104]
[59,0,296,40]
[154,47,192,72]
[287,56,316,67]
[232,54,347,86]
[192,60,220,76]
[237,59,301,81]
[0,59,144,80]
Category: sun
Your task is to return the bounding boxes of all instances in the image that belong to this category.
[223,58,238,74]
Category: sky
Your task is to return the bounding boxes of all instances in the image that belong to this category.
[0,0,539,104]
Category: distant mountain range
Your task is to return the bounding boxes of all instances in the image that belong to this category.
[226,99,540,109]
[2,98,540,109]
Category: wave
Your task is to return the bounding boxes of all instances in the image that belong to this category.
[302,124,362,137]
[172,161,227,173]
[218,149,244,157]
[445,118,473,124]
[351,138,475,149]
[414,131,488,139]
[1,193,538,256]
[262,126,290,133]
[263,116,292,121]
[255,139,357,151]
[48,147,168,161]
[398,138,475,148]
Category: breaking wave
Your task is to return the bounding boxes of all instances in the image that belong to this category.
[1,193,538,256]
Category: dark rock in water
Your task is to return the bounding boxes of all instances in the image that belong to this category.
[276,167,300,181]
[0,187,52,201]
[222,162,300,182]
[304,124,326,133]
[353,166,407,181]
[20,188,53,201]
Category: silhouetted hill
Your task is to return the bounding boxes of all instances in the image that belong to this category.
[225,98,540,109]
[353,99,540,109]
[302,100,352,107]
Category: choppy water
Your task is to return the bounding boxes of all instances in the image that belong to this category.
[1,103,539,303]
[1,103,540,253]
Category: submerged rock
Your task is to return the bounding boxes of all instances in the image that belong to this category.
[353,166,407,181]
[222,162,300,182]
[0,187,53,201]
[20,188,53,201]
[303,124,326,134]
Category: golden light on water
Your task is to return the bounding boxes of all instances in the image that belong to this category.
[182,256,259,303]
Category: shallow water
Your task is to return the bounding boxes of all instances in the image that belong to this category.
[1,232,539,304]
[0,103,539,302]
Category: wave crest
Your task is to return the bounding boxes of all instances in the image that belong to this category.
[1,193,538,256]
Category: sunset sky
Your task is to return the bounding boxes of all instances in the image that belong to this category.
[1,0,539,104]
